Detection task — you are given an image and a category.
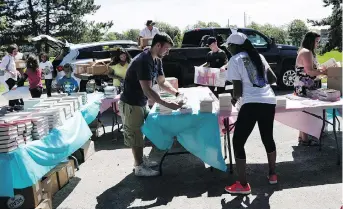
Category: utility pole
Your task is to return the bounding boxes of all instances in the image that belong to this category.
[244,12,246,27]
[228,19,230,27]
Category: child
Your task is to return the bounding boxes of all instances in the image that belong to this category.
[57,63,79,95]
[17,54,43,98]
[39,52,54,97]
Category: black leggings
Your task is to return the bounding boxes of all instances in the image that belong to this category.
[45,79,52,97]
[233,103,276,159]
[29,87,43,98]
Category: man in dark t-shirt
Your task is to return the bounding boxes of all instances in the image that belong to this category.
[119,33,182,177]
[201,37,228,97]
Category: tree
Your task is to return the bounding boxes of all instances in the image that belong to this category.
[0,0,113,52]
[308,0,342,53]
[155,21,182,47]
[122,29,140,42]
[185,21,221,31]
[288,19,308,47]
[247,22,288,44]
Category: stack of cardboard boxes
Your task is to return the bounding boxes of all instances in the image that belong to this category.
[0,159,75,209]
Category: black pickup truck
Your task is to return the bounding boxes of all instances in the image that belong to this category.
[163,27,298,89]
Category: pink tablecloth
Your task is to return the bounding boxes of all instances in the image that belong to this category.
[219,96,343,139]
[100,95,120,114]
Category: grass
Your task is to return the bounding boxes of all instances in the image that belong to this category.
[317,50,342,64]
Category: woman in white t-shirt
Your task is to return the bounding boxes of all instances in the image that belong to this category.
[39,52,54,97]
[224,33,278,195]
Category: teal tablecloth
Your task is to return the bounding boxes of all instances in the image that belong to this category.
[142,87,227,172]
[0,93,103,197]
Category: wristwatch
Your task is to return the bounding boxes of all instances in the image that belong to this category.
[175,92,180,97]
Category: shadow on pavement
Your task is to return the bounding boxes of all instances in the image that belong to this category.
[53,177,81,209]
[95,133,341,209]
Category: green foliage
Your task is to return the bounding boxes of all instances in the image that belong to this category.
[247,22,288,44]
[288,19,308,47]
[308,0,342,53]
[155,21,182,47]
[0,0,112,51]
[185,21,221,31]
[123,29,140,42]
[317,50,342,63]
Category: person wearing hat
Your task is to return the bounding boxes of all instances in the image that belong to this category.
[139,20,160,39]
[201,36,228,96]
[224,32,277,195]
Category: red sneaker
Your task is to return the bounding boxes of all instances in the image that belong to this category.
[225,181,251,195]
[268,174,278,184]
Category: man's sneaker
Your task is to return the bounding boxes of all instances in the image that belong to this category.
[134,164,159,177]
[268,174,278,184]
[143,155,159,167]
[225,181,251,195]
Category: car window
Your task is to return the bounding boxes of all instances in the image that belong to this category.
[244,31,268,47]
[182,30,213,47]
[77,46,103,59]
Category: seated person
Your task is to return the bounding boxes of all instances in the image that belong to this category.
[108,48,131,93]
[57,63,79,95]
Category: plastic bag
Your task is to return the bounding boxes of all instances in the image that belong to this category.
[2,86,32,100]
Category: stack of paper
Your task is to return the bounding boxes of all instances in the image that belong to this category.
[219,93,232,112]
[200,98,214,113]
[71,92,87,105]
[61,96,82,110]
[57,101,76,113]
[51,93,68,97]
[276,97,287,108]
[104,86,117,98]
[0,124,19,153]
[33,103,52,109]
[156,104,173,115]
[0,116,21,123]
[23,98,42,110]
[43,98,62,103]
[53,103,73,119]
[29,117,49,140]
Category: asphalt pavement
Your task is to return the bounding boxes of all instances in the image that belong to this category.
[53,108,342,209]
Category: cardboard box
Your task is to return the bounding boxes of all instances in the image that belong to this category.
[35,199,52,209]
[0,182,42,209]
[81,140,95,161]
[327,67,342,94]
[66,159,76,179]
[140,38,153,48]
[41,170,59,197]
[15,60,26,69]
[54,163,69,189]
[75,63,92,74]
[87,59,111,75]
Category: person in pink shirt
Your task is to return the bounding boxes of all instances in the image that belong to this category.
[17,54,43,98]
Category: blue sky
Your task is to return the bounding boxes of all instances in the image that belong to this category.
[84,0,332,32]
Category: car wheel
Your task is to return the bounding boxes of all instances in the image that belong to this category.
[278,64,296,89]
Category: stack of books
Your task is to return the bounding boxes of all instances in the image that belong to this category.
[0,124,19,153]
[276,96,287,108]
[29,117,49,140]
[51,104,72,120]
[104,86,117,98]
[70,92,88,105]
[35,108,65,130]
[57,101,76,113]
[61,96,82,110]
[200,98,214,113]
[219,93,232,112]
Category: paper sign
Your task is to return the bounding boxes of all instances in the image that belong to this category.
[194,66,226,87]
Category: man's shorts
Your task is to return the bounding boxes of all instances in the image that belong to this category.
[118,101,149,148]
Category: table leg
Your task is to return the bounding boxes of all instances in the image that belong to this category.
[333,109,341,165]
[159,150,169,176]
[335,113,341,131]
[318,110,326,151]
[68,155,80,171]
[228,123,234,174]
[223,118,228,160]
